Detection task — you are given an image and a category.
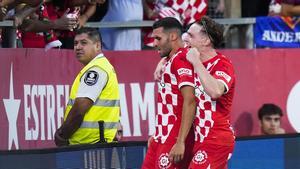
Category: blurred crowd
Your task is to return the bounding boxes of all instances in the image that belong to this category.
[242,0,300,17]
[0,0,298,50]
[0,0,108,49]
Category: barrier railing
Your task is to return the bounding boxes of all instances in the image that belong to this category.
[0,18,256,49]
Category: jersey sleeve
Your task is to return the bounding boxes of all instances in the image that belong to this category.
[172,54,195,89]
[76,66,108,102]
[211,59,235,94]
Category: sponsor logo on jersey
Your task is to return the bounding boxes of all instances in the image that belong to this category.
[215,71,231,82]
[177,68,192,76]
[158,153,171,169]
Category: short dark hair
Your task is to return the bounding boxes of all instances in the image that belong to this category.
[258,103,283,120]
[75,28,102,44]
[152,17,183,35]
[196,16,224,48]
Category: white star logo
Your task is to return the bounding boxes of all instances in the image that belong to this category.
[3,63,20,150]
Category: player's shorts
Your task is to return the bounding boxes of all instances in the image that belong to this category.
[188,142,234,169]
[141,140,194,169]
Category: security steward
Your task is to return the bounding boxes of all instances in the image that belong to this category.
[54,28,120,146]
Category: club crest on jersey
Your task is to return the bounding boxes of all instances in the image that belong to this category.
[158,153,171,169]
[215,71,231,82]
[84,70,99,86]
[192,150,208,165]
[177,68,192,76]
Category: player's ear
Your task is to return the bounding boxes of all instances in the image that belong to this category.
[170,31,179,41]
[203,36,211,46]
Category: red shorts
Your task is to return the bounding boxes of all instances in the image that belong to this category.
[188,143,234,169]
[142,140,194,169]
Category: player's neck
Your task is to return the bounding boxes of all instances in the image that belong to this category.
[169,41,184,58]
[199,48,217,62]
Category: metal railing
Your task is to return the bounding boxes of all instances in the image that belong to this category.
[0,18,256,49]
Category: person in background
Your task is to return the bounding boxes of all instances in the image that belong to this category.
[207,0,225,18]
[258,103,286,135]
[242,0,271,17]
[269,0,282,16]
[280,0,300,16]
[142,0,208,48]
[18,2,78,50]
[54,28,120,146]
[99,0,143,51]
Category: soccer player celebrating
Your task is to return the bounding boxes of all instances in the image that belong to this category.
[186,16,236,169]
[142,17,196,169]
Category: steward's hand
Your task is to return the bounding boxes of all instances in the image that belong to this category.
[54,129,69,147]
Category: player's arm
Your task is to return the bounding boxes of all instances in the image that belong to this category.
[169,55,196,163]
[187,48,225,99]
[169,85,196,163]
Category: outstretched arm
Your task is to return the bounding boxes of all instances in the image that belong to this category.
[20,8,78,32]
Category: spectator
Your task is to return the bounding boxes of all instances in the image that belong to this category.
[85,0,108,22]
[46,0,79,49]
[258,103,286,135]
[280,0,300,16]
[269,0,282,16]
[207,0,225,18]
[99,0,143,51]
[54,28,120,146]
[18,3,77,50]
[46,0,105,49]
[0,0,42,8]
[242,0,271,17]
[142,0,208,48]
[72,0,107,29]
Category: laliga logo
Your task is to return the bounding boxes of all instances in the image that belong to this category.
[281,16,300,29]
[3,63,20,150]
[287,81,300,132]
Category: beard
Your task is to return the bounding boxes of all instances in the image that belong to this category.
[159,47,172,58]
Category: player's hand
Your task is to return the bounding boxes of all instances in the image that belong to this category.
[154,57,167,81]
[169,142,185,164]
[186,47,201,66]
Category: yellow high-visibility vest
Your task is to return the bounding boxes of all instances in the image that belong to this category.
[65,54,120,144]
